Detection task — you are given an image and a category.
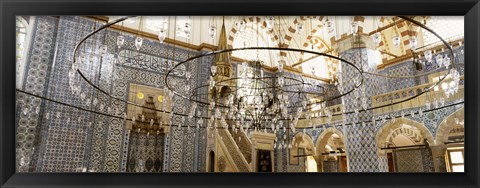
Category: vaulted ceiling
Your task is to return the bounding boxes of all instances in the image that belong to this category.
[104,16,464,81]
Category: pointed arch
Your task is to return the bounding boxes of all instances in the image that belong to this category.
[315,127,345,156]
[289,132,315,165]
[435,107,464,145]
[376,117,434,155]
[227,16,279,49]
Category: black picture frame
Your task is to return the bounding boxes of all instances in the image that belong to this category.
[1,0,479,187]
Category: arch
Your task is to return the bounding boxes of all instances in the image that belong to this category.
[219,86,232,102]
[315,127,345,157]
[314,127,347,172]
[385,127,423,147]
[227,16,279,49]
[399,16,424,51]
[229,17,279,67]
[376,117,434,155]
[434,107,464,145]
[289,132,315,166]
[292,132,315,153]
[208,150,215,172]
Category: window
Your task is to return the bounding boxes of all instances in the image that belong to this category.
[16,17,29,89]
[232,24,277,67]
[446,148,464,172]
[176,16,191,40]
[423,16,464,46]
[144,16,168,32]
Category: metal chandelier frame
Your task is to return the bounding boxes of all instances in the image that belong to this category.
[15,16,463,130]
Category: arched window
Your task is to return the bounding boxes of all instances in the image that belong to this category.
[232,23,277,67]
[16,17,29,89]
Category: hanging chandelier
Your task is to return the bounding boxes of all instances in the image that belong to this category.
[15,16,463,151]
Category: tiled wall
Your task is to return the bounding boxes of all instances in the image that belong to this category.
[393,148,434,172]
[17,16,465,173]
[17,16,210,172]
[379,45,464,91]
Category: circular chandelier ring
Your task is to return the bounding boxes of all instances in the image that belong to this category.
[165,47,365,109]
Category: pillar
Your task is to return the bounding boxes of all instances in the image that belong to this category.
[430,145,447,172]
[338,34,384,172]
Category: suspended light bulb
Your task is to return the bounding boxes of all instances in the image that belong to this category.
[435,54,443,67]
[236,20,246,33]
[184,21,191,36]
[441,82,448,91]
[277,61,284,72]
[209,78,215,90]
[372,32,382,46]
[295,22,304,34]
[424,50,433,62]
[443,55,451,68]
[278,76,285,87]
[351,21,359,35]
[116,35,125,49]
[208,26,217,40]
[158,29,167,43]
[100,45,108,55]
[326,20,335,34]
[449,80,458,94]
[134,36,143,50]
[409,37,418,50]
[211,65,217,76]
[265,16,275,30]
[392,35,401,48]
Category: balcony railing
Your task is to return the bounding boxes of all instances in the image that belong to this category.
[296,104,344,127]
[371,77,464,115]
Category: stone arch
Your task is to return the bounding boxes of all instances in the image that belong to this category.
[385,126,424,147]
[292,131,315,153]
[315,127,345,156]
[376,117,434,155]
[227,16,280,49]
[218,86,232,103]
[434,107,464,145]
[398,16,425,52]
[376,16,407,62]
[314,127,347,172]
[289,132,315,166]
